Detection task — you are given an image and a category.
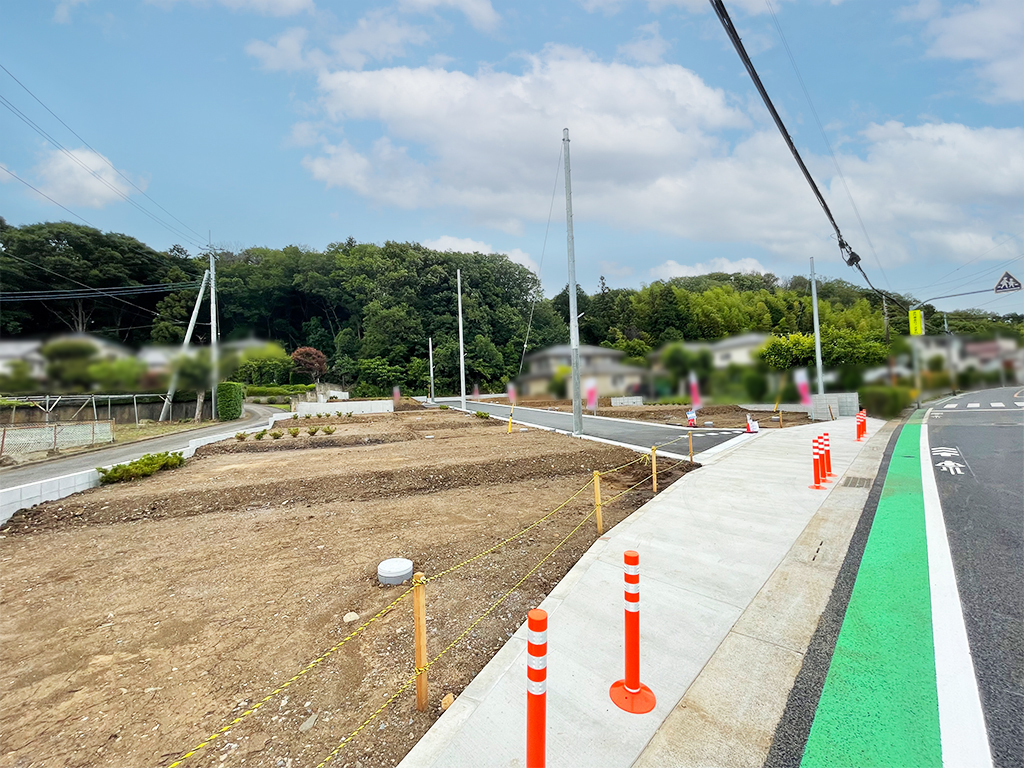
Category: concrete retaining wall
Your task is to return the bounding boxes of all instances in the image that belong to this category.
[611,396,644,407]
[295,400,393,416]
[810,392,860,421]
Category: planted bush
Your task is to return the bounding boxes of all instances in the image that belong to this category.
[235,432,248,441]
[267,396,279,404]
[288,427,300,437]
[254,429,268,441]
[217,381,245,420]
[98,452,185,484]
[858,386,913,419]
[291,413,299,420]
[474,411,490,419]
[303,414,312,420]
[322,425,336,435]
[307,426,320,435]
[439,404,449,410]
[270,430,284,440]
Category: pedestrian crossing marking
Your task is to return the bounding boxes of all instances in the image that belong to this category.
[990,403,1005,408]
[943,404,958,409]
[967,403,980,408]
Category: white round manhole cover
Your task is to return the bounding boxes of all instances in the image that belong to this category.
[377,558,413,585]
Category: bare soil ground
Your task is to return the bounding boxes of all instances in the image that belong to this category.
[0,411,696,768]
[499,398,812,429]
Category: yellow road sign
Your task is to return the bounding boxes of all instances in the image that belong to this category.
[909,309,924,336]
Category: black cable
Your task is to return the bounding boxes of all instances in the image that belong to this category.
[2,281,200,301]
[0,61,206,243]
[707,0,909,313]
[0,165,97,227]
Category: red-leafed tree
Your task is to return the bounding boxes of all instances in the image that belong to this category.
[291,346,327,383]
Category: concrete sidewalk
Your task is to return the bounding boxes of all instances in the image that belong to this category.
[398,415,886,768]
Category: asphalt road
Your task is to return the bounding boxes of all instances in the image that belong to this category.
[927,386,1024,768]
[0,403,279,489]
[441,399,745,455]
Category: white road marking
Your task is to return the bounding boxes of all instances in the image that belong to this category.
[967,403,981,408]
[944,404,959,409]
[920,414,994,767]
[990,403,1006,408]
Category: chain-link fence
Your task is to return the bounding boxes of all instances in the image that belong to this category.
[0,420,114,460]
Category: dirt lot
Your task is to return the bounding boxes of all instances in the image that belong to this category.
[496,398,812,429]
[0,411,696,768]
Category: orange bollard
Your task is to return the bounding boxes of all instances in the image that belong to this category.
[823,432,835,477]
[809,438,825,490]
[610,551,656,714]
[816,436,831,484]
[526,609,547,768]
[855,411,864,441]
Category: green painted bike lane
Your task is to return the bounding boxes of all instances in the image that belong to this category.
[802,419,943,767]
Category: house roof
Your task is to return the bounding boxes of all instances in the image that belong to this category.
[525,344,625,361]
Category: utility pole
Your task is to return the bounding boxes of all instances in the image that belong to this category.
[159,270,210,421]
[884,296,895,386]
[944,313,958,395]
[810,257,824,395]
[209,244,219,420]
[428,337,435,403]
[563,128,583,436]
[457,269,466,411]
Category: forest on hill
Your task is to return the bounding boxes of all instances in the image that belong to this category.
[1,220,1021,396]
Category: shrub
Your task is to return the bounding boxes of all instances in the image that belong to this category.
[316,412,324,418]
[217,382,245,420]
[743,369,769,401]
[244,384,315,398]
[474,411,490,419]
[322,425,336,435]
[291,413,299,420]
[270,430,283,439]
[346,412,353,417]
[303,413,312,419]
[254,429,267,441]
[235,432,248,441]
[307,426,320,435]
[98,452,184,484]
[267,396,279,404]
[858,386,913,419]
[439,404,449,410]
[288,427,300,437]
[253,397,264,404]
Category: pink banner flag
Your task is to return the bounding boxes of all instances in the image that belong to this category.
[688,371,702,410]
[507,382,517,405]
[472,383,480,399]
[794,368,812,406]
[586,378,598,411]
[393,385,401,405]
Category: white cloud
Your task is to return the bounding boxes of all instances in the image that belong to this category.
[912,0,1024,102]
[247,27,311,71]
[299,46,1023,269]
[617,22,670,65]
[583,0,791,17]
[53,0,89,23]
[422,235,539,273]
[32,147,141,209]
[398,0,500,32]
[651,257,767,279]
[152,0,314,16]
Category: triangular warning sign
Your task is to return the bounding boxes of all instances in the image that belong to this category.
[994,271,1022,293]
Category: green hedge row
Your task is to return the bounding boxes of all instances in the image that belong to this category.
[98,451,185,484]
[858,386,913,419]
[217,381,245,420]
[243,384,315,397]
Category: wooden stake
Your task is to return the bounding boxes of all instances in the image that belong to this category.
[651,446,658,493]
[688,432,693,462]
[593,471,603,535]
[413,572,428,711]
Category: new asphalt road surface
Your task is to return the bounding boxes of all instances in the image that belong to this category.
[0,403,279,489]
[442,399,745,456]
[774,387,1023,767]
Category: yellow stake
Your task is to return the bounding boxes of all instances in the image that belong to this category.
[507,404,514,434]
[593,470,604,535]
[651,446,658,493]
[413,572,428,712]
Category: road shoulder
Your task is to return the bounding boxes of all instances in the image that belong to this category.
[633,418,901,768]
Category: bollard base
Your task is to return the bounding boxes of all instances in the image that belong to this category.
[609,680,656,714]
[808,483,826,490]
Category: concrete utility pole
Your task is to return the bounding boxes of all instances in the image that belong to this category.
[428,337,435,403]
[563,128,583,436]
[457,269,466,411]
[209,245,219,420]
[810,257,824,395]
[159,269,210,421]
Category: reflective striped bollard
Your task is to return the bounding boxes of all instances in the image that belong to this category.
[609,550,656,714]
[526,609,547,768]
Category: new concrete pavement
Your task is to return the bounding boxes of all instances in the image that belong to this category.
[399,414,884,768]
[0,403,279,489]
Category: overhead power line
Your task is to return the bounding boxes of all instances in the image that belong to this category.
[708,0,907,312]
[0,62,206,244]
[1,281,202,302]
[0,164,97,227]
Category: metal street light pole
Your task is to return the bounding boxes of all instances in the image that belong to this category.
[563,128,583,436]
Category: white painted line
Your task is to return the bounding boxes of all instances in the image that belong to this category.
[920,414,994,768]
[943,404,959,409]
[966,403,981,408]
[1016,402,1024,407]
[990,403,1005,408]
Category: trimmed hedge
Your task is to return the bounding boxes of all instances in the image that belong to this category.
[217,382,245,420]
[243,384,315,398]
[858,386,913,419]
[98,451,185,484]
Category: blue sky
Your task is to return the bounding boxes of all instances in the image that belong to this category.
[2,0,1022,315]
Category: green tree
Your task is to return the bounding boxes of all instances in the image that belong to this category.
[41,339,98,390]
